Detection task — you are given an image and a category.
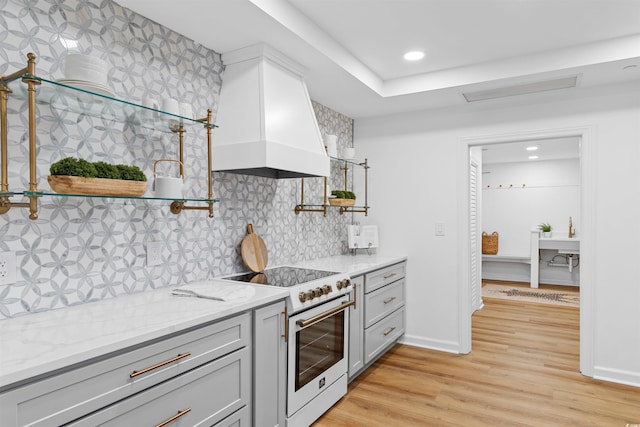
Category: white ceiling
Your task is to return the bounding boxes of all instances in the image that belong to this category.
[481,137,580,164]
[115,0,640,119]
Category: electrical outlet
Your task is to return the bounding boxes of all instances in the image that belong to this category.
[146,241,163,266]
[0,251,17,285]
[435,221,445,236]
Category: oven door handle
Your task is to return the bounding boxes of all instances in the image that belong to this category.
[296,300,354,329]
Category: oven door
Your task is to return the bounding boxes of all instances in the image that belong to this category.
[287,297,353,417]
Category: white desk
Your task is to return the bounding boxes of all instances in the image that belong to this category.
[530,231,580,288]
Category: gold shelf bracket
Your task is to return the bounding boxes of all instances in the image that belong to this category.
[170,110,215,218]
[1,53,40,219]
[337,158,369,216]
[294,176,328,216]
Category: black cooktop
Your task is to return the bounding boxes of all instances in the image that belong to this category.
[222,266,339,287]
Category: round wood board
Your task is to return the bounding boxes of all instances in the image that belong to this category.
[240,224,268,273]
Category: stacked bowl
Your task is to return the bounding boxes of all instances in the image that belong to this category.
[59,54,114,96]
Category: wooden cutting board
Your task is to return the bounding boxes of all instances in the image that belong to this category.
[240,224,268,273]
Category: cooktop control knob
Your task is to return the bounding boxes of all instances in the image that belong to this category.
[299,292,308,303]
[305,290,315,300]
[322,285,332,294]
[313,287,323,297]
[337,279,351,289]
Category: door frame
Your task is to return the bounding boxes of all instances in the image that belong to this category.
[458,125,595,376]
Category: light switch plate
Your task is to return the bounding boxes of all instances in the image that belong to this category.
[0,251,17,285]
[435,222,445,236]
[146,241,163,266]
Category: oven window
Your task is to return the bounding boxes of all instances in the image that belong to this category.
[295,310,345,391]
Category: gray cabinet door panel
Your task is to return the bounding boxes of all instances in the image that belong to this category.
[67,347,250,426]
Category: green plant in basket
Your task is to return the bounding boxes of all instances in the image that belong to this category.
[50,157,146,181]
[331,190,356,200]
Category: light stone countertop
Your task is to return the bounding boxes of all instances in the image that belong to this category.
[0,253,407,390]
[0,281,288,390]
[292,253,407,276]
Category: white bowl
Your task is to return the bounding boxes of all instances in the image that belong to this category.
[64,54,108,86]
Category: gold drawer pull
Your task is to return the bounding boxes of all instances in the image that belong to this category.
[383,326,397,336]
[383,296,396,305]
[155,408,192,427]
[383,273,396,280]
[130,353,191,378]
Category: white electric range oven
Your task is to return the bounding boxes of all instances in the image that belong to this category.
[223,266,353,426]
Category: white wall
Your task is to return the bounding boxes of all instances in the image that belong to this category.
[483,159,580,255]
[482,159,581,285]
[354,81,640,386]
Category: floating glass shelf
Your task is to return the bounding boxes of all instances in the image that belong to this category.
[329,156,367,167]
[3,74,217,134]
[296,203,367,210]
[11,191,220,204]
[2,56,217,219]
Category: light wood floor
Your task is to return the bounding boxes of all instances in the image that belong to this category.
[313,299,640,426]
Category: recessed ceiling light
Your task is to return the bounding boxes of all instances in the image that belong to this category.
[526,146,539,151]
[404,51,425,61]
[528,155,539,160]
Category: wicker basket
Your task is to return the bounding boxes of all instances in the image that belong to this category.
[48,175,147,197]
[482,231,499,254]
[328,198,356,207]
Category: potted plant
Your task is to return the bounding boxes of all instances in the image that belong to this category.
[329,190,356,206]
[539,222,552,238]
[48,157,147,197]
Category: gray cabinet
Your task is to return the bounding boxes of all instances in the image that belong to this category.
[349,261,406,380]
[253,301,286,427]
[364,278,405,329]
[0,313,252,427]
[364,306,405,364]
[66,347,251,426]
[348,275,365,379]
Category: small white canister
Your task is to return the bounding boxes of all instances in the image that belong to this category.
[324,134,338,157]
[153,159,184,199]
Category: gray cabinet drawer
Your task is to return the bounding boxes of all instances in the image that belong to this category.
[67,347,251,426]
[364,279,405,328]
[364,262,406,293]
[364,307,405,364]
[1,313,250,427]
[217,406,250,426]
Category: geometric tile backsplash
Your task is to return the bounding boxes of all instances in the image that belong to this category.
[0,0,356,318]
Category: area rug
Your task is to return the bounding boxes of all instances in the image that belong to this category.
[482,283,579,307]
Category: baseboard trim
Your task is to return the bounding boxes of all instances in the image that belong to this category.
[592,366,640,388]
[400,335,461,354]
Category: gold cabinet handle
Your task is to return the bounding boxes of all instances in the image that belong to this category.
[296,300,354,329]
[283,306,289,343]
[353,282,357,310]
[130,353,191,378]
[383,296,396,305]
[383,273,396,280]
[383,326,397,336]
[155,408,192,427]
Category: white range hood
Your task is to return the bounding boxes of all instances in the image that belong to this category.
[212,44,330,179]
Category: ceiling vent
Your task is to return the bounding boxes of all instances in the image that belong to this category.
[462,76,578,102]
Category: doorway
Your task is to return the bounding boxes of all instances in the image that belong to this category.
[459,126,595,377]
